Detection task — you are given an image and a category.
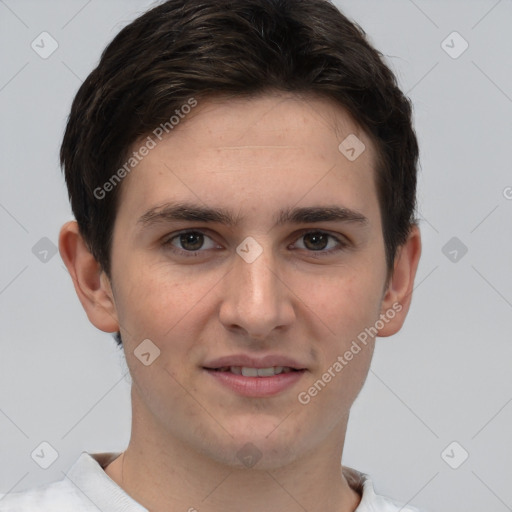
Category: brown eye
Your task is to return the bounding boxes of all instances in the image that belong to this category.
[294,231,345,254]
[178,232,205,251]
[302,232,330,251]
[163,230,219,256]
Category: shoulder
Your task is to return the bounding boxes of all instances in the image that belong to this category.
[358,479,425,512]
[343,466,426,512]
[0,479,89,512]
[0,451,125,512]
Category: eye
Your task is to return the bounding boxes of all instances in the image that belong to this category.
[162,229,348,258]
[292,230,346,255]
[163,230,219,256]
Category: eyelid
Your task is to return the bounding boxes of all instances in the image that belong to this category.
[163,229,221,252]
[289,229,349,256]
[291,228,349,246]
[162,228,349,257]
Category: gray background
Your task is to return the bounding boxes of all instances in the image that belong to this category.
[1,1,511,511]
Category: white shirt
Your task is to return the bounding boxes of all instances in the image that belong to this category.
[0,452,424,511]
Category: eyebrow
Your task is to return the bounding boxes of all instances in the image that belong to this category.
[136,201,369,230]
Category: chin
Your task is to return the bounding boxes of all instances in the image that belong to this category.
[202,422,310,470]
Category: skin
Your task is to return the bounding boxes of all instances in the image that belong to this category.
[59,92,421,512]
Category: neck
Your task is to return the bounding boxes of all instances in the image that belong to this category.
[104,395,362,512]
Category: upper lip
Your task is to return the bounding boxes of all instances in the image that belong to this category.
[203,354,307,370]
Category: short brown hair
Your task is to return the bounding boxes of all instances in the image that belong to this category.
[60,0,419,347]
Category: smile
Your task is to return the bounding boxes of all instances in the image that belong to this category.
[212,366,299,377]
[204,367,306,397]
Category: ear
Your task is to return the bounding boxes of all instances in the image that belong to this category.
[59,220,119,333]
[377,224,421,337]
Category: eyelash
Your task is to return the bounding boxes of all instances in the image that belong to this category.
[162,229,348,258]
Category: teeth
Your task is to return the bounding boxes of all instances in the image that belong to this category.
[241,367,259,377]
[256,366,279,377]
[211,366,297,376]
[238,366,287,377]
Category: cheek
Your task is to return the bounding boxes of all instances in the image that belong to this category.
[298,269,383,340]
[112,261,223,377]
[113,258,196,324]
[295,274,380,414]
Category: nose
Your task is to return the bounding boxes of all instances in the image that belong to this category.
[218,241,296,341]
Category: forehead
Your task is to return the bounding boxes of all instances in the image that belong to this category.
[116,93,379,225]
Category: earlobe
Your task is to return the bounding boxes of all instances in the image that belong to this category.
[377,224,422,337]
[58,220,120,333]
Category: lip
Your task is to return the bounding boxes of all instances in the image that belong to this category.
[203,354,306,370]
[202,354,307,398]
[204,368,306,397]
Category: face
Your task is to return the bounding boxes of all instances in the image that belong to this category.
[100,93,402,468]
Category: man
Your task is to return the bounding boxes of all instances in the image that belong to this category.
[0,0,422,510]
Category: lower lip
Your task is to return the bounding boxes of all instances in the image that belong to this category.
[204,369,305,397]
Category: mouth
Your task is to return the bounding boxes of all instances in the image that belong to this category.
[202,358,307,397]
[205,366,303,377]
